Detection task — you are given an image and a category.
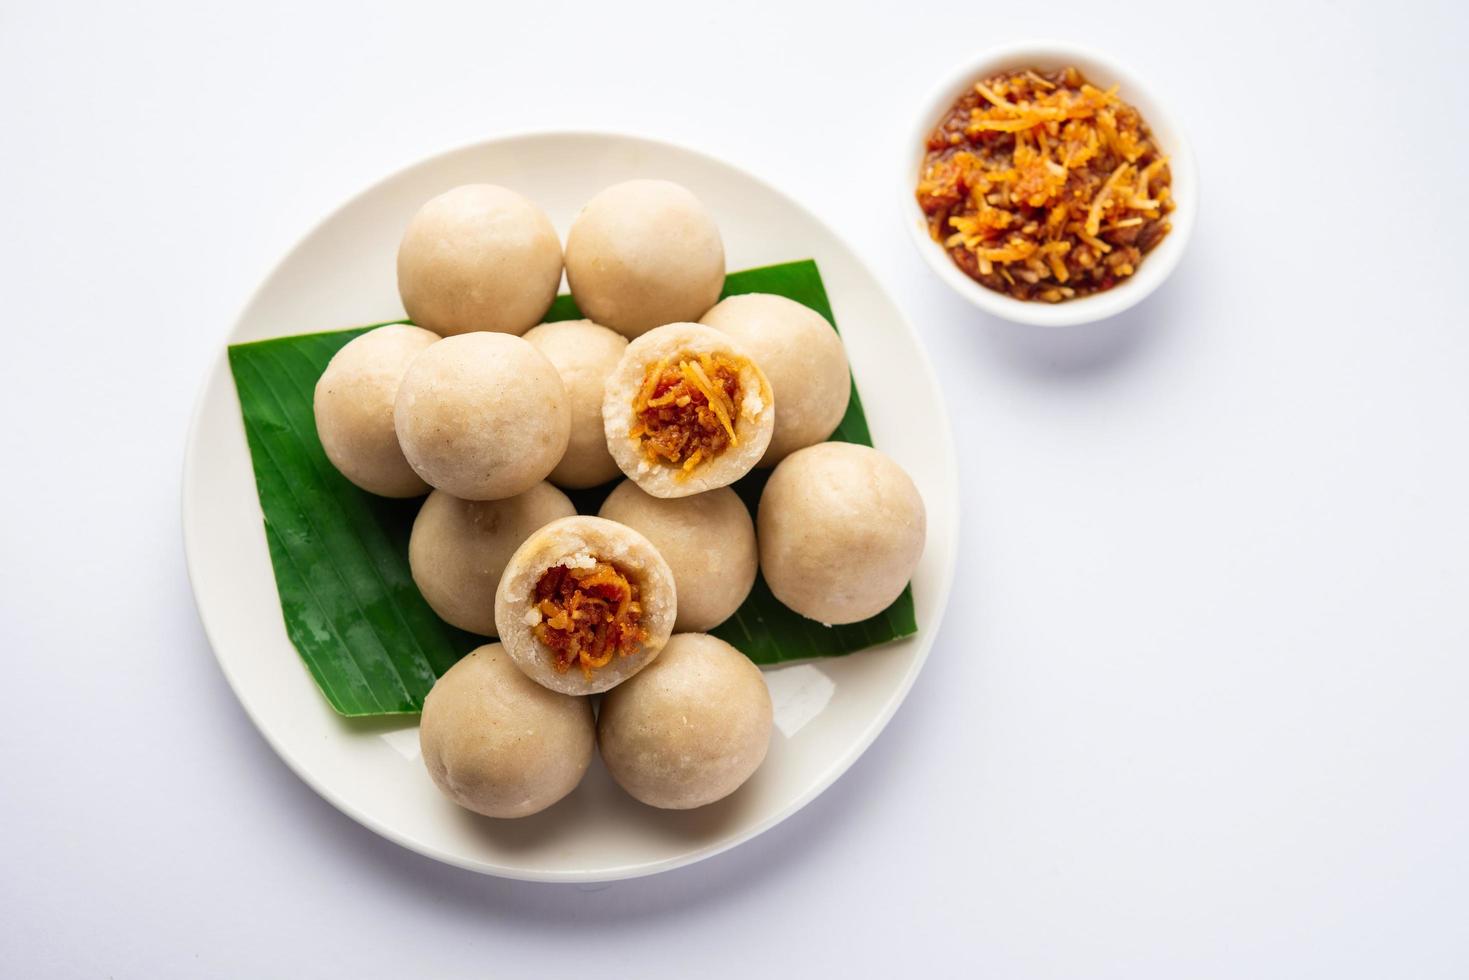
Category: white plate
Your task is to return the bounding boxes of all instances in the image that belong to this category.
[183,132,959,882]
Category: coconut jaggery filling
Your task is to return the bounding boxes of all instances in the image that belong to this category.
[531,559,649,677]
[629,352,744,477]
[916,66,1173,302]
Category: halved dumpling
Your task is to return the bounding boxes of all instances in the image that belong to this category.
[602,323,774,498]
[494,516,677,696]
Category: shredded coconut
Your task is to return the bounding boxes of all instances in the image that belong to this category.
[560,551,597,570]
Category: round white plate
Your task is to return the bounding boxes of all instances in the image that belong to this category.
[183,132,959,882]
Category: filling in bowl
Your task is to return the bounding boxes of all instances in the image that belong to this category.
[916,66,1173,303]
[629,353,748,477]
[530,557,649,677]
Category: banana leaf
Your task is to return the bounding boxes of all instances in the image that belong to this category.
[228,259,916,716]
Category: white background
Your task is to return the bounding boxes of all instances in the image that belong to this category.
[3,1,1466,976]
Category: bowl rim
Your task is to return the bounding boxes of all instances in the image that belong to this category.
[901,39,1198,327]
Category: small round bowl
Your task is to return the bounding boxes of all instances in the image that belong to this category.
[903,41,1198,327]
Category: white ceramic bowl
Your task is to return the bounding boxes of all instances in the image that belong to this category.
[903,41,1198,327]
[183,131,960,882]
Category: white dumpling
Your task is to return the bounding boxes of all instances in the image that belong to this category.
[758,442,925,624]
[397,184,562,336]
[565,180,725,338]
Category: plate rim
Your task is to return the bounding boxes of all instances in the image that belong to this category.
[182,128,961,882]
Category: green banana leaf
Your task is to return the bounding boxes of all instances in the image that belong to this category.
[228,259,917,716]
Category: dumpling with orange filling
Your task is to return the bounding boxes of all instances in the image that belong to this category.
[495,516,676,696]
[602,323,773,498]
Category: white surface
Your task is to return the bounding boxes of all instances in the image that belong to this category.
[903,40,1198,326]
[182,131,959,881]
[3,0,1467,976]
